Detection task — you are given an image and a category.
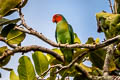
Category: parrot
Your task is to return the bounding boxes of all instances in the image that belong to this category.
[52,14,74,63]
[0,0,28,18]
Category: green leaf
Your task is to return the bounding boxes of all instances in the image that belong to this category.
[0,0,21,17]
[0,18,20,26]
[0,46,7,56]
[0,18,9,24]
[10,70,19,80]
[7,29,26,44]
[0,46,11,67]
[73,33,82,53]
[85,37,95,44]
[91,67,103,76]
[52,48,63,56]
[20,0,28,8]
[0,26,2,32]
[95,38,100,44]
[1,24,15,37]
[46,54,55,64]
[89,49,106,69]
[74,33,81,44]
[18,56,36,80]
[0,18,9,32]
[79,63,92,72]
[46,48,63,65]
[32,51,49,76]
[115,58,120,69]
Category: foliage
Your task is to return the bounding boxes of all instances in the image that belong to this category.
[1,0,120,80]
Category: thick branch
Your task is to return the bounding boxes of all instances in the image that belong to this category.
[0,45,64,62]
[15,26,120,49]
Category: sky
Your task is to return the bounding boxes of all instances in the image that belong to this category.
[0,0,112,80]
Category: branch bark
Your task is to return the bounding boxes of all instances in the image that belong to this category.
[103,44,115,76]
[0,45,64,62]
[15,26,120,49]
[74,63,92,80]
[108,0,113,13]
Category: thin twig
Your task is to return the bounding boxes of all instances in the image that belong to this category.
[108,0,114,13]
[40,64,62,77]
[17,8,31,30]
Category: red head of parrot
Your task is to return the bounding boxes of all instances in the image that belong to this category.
[52,14,63,23]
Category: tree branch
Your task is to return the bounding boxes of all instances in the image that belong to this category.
[92,75,120,80]
[103,44,115,76]
[55,51,89,74]
[40,64,62,77]
[74,63,120,80]
[15,26,120,49]
[108,0,114,13]
[0,45,64,62]
[74,63,92,80]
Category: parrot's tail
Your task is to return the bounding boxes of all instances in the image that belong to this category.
[61,48,73,63]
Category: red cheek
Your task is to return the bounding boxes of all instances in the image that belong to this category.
[52,18,56,22]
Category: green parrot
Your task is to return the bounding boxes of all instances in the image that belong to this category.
[0,0,28,17]
[52,14,74,63]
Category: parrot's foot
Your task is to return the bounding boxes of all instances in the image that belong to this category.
[58,42,61,47]
[65,43,69,48]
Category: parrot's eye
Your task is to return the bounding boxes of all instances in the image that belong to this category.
[56,15,60,18]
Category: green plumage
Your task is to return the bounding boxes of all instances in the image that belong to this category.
[55,15,74,63]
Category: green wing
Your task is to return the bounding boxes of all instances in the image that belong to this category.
[68,24,74,44]
[55,29,58,43]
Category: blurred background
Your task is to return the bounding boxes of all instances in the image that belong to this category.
[0,0,112,80]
